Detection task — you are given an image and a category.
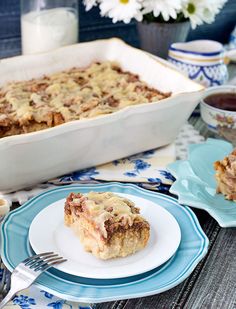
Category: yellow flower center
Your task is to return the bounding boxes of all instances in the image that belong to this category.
[187,3,196,14]
[119,0,129,4]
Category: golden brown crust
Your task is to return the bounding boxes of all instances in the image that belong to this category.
[64,192,150,259]
[0,61,171,138]
[214,149,236,201]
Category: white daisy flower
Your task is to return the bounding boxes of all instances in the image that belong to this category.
[99,0,143,24]
[83,0,227,29]
[83,0,98,11]
[203,0,227,15]
[142,0,183,21]
[182,0,206,29]
[183,0,227,29]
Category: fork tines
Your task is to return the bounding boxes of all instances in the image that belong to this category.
[23,252,67,272]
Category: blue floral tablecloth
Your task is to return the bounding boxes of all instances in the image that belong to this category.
[49,144,176,192]
[7,290,92,309]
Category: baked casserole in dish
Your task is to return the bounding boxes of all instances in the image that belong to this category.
[0,61,170,138]
[0,38,204,192]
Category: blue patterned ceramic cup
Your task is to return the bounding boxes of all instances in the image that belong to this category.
[168,40,228,87]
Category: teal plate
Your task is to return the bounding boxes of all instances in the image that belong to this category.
[168,139,236,227]
[1,183,208,303]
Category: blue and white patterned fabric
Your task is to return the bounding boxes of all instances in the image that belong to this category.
[49,144,176,189]
[1,277,93,309]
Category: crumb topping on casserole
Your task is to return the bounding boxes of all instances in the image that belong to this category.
[65,191,146,239]
[0,61,171,138]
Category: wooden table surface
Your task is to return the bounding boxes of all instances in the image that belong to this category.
[96,67,236,309]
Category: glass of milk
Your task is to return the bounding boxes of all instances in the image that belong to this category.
[21,0,79,55]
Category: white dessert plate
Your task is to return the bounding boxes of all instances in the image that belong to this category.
[29,192,181,279]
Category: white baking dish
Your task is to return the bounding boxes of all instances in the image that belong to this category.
[0,38,204,192]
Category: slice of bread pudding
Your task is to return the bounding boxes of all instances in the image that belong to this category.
[214,149,236,201]
[64,191,150,260]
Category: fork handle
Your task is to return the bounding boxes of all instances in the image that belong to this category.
[0,287,18,308]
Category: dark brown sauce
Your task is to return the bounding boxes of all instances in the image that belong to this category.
[204,93,236,112]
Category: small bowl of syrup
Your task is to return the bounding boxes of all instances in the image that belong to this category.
[200,86,236,136]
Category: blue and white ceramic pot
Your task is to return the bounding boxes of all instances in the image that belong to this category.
[168,40,228,87]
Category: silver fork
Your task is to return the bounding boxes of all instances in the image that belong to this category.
[0,252,66,308]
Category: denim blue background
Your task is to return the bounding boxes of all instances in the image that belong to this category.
[0,0,235,59]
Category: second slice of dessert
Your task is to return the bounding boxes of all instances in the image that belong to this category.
[214,148,236,201]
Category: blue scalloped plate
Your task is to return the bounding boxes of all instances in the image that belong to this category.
[168,139,236,227]
[1,183,208,303]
